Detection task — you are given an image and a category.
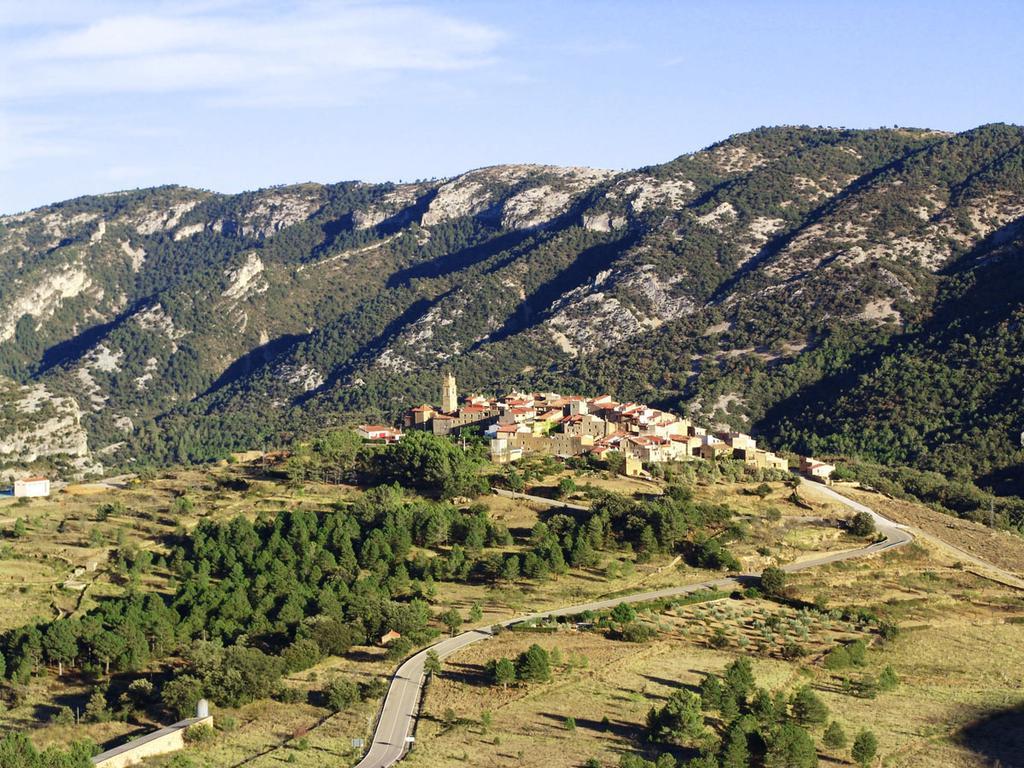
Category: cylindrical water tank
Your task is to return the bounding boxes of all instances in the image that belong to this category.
[196,699,209,718]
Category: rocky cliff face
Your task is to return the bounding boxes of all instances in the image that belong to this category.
[0,377,98,478]
[0,125,1021,486]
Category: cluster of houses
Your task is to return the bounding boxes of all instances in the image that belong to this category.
[380,374,837,481]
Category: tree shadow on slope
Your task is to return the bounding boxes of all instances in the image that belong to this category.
[477,231,640,348]
[385,226,539,287]
[707,143,941,304]
[200,332,310,397]
[958,704,1024,768]
[752,224,1024,453]
[36,299,153,374]
[293,294,441,404]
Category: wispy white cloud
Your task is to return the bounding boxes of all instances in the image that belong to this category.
[0,112,83,170]
[2,1,504,105]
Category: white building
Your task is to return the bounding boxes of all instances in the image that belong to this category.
[357,425,403,443]
[14,476,50,497]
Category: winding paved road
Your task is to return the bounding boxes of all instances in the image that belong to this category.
[353,480,913,768]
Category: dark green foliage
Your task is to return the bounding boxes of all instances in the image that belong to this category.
[848,512,876,538]
[1,126,1022,525]
[610,603,637,625]
[489,657,516,688]
[440,608,463,637]
[878,621,901,641]
[723,657,755,702]
[646,689,705,745]
[878,665,899,692]
[162,674,204,720]
[280,638,322,674]
[325,676,360,712]
[515,644,551,683]
[760,566,787,598]
[372,431,489,499]
[0,733,95,768]
[790,685,829,724]
[764,722,818,768]
[299,615,362,656]
[424,650,442,676]
[699,674,724,710]
[851,730,879,767]
[823,721,847,750]
[619,622,657,643]
[720,724,751,768]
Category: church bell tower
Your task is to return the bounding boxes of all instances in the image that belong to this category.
[441,372,458,413]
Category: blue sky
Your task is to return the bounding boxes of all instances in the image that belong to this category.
[1,0,1022,213]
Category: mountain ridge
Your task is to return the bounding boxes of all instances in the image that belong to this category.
[1,123,1021,511]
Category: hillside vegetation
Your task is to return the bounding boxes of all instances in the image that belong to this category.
[1,125,1022,512]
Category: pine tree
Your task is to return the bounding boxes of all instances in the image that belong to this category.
[699,674,724,710]
[516,644,551,683]
[724,657,755,701]
[493,657,516,689]
[720,692,740,722]
[823,721,847,750]
[878,665,899,691]
[791,685,829,724]
[852,730,878,767]
[84,689,110,723]
[424,650,442,677]
[720,725,750,768]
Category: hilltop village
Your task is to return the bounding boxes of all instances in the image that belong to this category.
[358,374,825,480]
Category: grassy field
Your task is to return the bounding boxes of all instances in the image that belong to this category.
[4,460,1021,767]
[411,526,1024,768]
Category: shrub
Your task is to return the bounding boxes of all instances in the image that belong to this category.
[162,675,204,720]
[823,721,847,749]
[183,723,215,745]
[281,638,322,674]
[848,512,876,537]
[878,665,899,692]
[791,685,829,724]
[878,621,900,641]
[852,729,879,767]
[760,566,787,598]
[824,645,852,670]
[84,689,110,723]
[780,642,807,660]
[359,677,388,700]
[620,622,657,643]
[325,677,360,712]
[847,638,868,666]
[274,686,304,704]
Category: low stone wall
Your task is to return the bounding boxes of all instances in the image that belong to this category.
[92,715,213,768]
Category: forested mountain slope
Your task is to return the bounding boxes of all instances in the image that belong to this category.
[1,124,1021,502]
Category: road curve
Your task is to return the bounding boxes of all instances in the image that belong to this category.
[354,480,913,768]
